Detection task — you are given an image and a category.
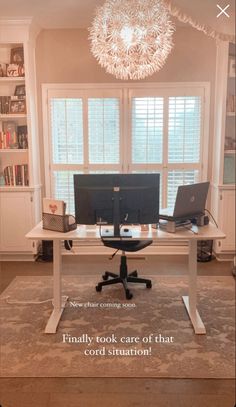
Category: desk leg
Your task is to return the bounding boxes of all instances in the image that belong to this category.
[45,240,68,334]
[182,240,206,335]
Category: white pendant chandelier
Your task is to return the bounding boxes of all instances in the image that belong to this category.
[89,0,175,80]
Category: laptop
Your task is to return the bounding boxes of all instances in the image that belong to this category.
[159,182,210,222]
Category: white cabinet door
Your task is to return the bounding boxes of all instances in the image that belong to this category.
[0,192,33,252]
[220,189,235,251]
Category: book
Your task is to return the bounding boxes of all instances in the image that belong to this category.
[3,164,28,186]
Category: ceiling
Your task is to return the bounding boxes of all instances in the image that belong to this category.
[0,0,235,35]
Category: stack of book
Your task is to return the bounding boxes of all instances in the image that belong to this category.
[3,164,29,186]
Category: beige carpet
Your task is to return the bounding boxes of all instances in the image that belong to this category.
[0,275,235,378]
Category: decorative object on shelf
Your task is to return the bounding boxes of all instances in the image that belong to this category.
[0,171,5,186]
[1,121,18,149]
[10,47,24,64]
[0,123,28,150]
[229,57,236,78]
[0,63,7,77]
[6,64,24,77]
[9,98,26,114]
[14,84,26,98]
[0,96,10,114]
[225,136,236,151]
[0,95,27,114]
[89,0,175,80]
[226,94,236,114]
[17,125,28,149]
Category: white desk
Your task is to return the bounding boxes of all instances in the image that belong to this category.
[26,223,225,335]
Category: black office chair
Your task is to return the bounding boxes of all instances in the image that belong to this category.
[95,239,153,300]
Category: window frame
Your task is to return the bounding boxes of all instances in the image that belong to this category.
[42,82,210,208]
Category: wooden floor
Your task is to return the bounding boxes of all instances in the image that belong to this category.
[0,256,235,407]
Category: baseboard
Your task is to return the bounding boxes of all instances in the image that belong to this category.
[214,251,235,262]
[0,252,36,261]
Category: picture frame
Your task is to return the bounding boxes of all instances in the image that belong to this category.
[10,47,24,64]
[14,85,26,97]
[229,57,235,78]
[9,99,26,114]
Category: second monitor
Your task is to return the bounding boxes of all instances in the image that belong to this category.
[74,173,160,237]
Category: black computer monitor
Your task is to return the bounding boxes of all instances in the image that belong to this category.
[74,173,160,237]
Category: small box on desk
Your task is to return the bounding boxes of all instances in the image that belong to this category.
[42,213,77,233]
[42,198,76,233]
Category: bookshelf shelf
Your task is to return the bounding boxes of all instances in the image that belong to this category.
[0,114,27,119]
[226,112,235,117]
[0,77,25,82]
[0,148,28,153]
[0,185,31,192]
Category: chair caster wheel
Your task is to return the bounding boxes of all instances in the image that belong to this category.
[96,285,102,292]
[102,273,109,281]
[146,281,152,289]
[126,290,133,300]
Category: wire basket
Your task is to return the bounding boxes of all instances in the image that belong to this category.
[197,240,213,262]
[42,213,76,233]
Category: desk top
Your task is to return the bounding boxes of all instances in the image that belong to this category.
[26,222,225,242]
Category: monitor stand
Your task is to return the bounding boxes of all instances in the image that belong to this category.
[101,227,132,239]
[159,219,192,233]
[100,188,132,238]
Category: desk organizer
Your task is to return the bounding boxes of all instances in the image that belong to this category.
[42,213,77,233]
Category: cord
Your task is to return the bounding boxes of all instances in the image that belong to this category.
[183,224,198,234]
[64,240,76,254]
[204,208,218,228]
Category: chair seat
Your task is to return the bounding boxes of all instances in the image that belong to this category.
[103,239,152,252]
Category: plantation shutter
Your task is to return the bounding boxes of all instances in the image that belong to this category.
[50,98,84,213]
[132,97,164,164]
[47,86,205,215]
[88,98,120,164]
[167,96,201,208]
[50,98,83,164]
[168,96,201,164]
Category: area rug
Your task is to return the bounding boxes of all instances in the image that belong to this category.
[0,275,235,378]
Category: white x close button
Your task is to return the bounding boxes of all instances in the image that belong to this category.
[217,4,230,18]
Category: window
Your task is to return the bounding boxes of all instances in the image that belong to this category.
[88,98,120,164]
[132,97,163,164]
[44,84,209,214]
[51,98,83,164]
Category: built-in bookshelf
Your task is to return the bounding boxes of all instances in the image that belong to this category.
[224,42,235,185]
[211,41,235,258]
[0,42,29,189]
[0,20,41,258]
